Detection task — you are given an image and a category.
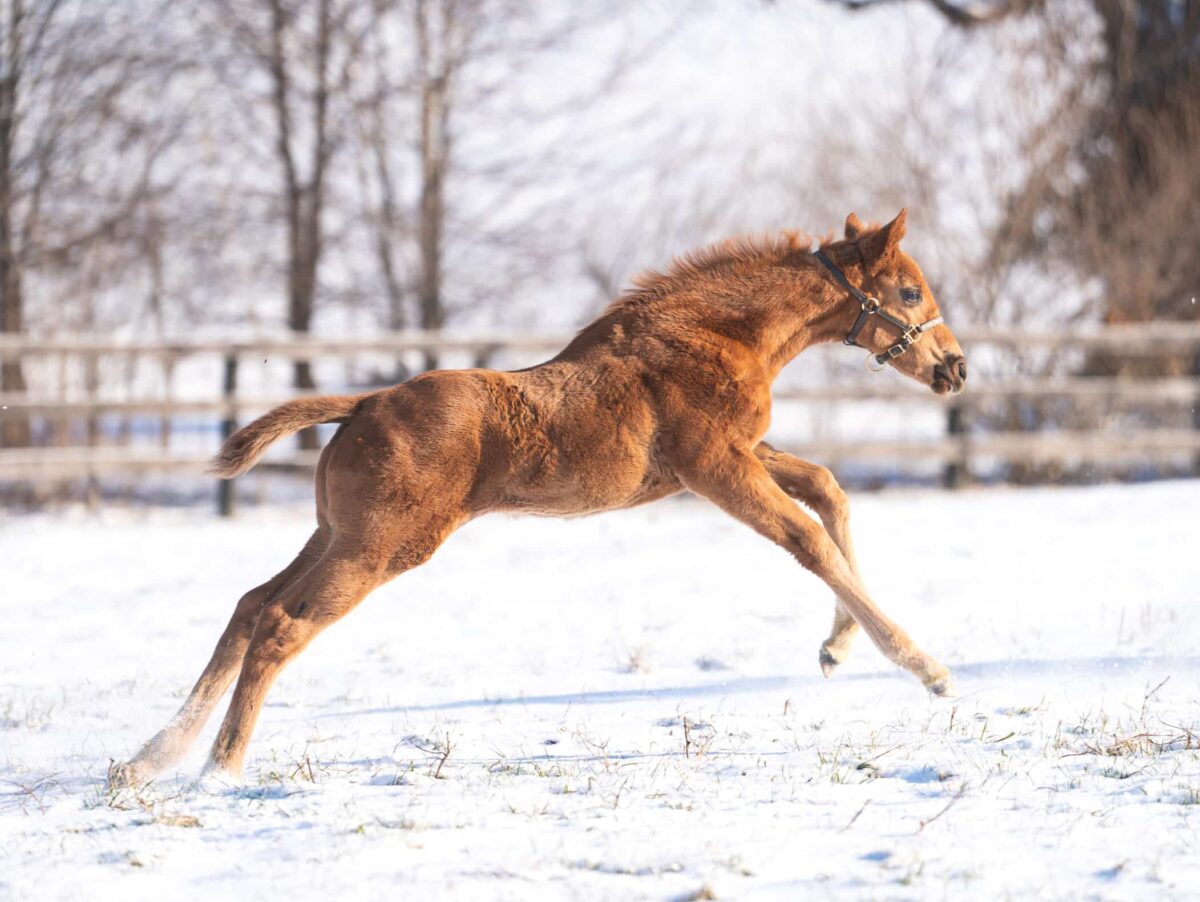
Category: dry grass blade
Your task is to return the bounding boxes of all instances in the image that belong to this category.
[154,814,202,828]
[918,782,968,833]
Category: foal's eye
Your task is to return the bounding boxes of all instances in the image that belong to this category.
[900,287,922,306]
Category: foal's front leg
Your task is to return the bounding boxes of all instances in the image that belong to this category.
[682,449,951,693]
[755,443,861,676]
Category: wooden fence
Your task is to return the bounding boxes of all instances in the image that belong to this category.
[1,322,1198,513]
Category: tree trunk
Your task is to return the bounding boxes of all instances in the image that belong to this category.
[0,1,29,447]
[0,212,28,448]
[289,189,320,449]
[0,280,30,447]
[418,72,446,372]
[268,0,332,452]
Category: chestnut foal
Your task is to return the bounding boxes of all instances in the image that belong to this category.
[111,209,967,787]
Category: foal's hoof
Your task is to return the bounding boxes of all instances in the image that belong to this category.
[199,758,244,791]
[925,675,954,698]
[818,646,841,678]
[107,760,144,791]
[195,769,241,794]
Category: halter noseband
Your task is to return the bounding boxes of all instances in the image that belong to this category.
[813,249,944,372]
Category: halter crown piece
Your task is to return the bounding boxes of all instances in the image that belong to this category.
[813,249,944,372]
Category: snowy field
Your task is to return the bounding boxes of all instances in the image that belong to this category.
[2,480,1199,900]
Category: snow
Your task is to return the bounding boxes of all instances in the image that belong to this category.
[2,480,1199,900]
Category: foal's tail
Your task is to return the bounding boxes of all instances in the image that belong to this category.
[208,393,370,479]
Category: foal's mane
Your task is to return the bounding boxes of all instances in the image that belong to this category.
[610,230,827,313]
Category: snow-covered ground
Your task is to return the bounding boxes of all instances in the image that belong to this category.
[2,481,1199,900]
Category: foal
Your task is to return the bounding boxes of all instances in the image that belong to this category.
[111,209,967,786]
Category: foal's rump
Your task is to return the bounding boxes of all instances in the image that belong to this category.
[209,369,499,483]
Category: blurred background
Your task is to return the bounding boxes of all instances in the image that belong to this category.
[0,0,1197,513]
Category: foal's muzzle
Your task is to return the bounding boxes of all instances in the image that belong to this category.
[932,355,967,394]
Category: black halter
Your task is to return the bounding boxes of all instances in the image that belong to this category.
[814,249,944,371]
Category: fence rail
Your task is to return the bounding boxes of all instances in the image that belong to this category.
[2,325,1198,512]
[2,320,1200,356]
[3,376,1199,415]
[3,428,1198,474]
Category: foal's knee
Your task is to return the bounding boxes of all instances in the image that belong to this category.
[780,515,841,572]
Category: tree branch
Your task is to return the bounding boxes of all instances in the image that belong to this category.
[822,0,1036,28]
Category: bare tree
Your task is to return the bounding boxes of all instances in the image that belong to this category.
[266,0,332,396]
[206,0,371,443]
[352,8,412,336]
[0,0,43,446]
[826,0,1200,332]
[0,1,181,447]
[828,0,1041,26]
[825,0,1200,480]
[348,0,672,369]
[360,0,513,370]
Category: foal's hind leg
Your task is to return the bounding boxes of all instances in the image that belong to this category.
[109,529,330,787]
[756,444,861,676]
[205,518,462,779]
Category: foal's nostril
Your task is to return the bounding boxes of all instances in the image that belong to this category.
[957,361,967,382]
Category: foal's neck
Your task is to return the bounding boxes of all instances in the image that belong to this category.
[728,253,858,379]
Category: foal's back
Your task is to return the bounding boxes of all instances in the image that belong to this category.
[330,333,682,520]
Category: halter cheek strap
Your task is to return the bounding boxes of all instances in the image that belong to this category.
[813,249,944,369]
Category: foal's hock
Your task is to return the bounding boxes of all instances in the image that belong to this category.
[110,209,967,787]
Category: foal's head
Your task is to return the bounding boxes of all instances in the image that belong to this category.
[829,210,966,394]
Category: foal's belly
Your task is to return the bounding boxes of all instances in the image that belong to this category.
[498,469,684,517]
[488,408,684,516]
[494,439,683,516]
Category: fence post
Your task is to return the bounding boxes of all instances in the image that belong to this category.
[160,353,176,451]
[85,349,100,510]
[1193,349,1200,476]
[473,343,500,370]
[943,402,968,489]
[217,352,239,517]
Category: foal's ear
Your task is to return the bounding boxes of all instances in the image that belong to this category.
[860,208,907,269]
[844,212,867,239]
